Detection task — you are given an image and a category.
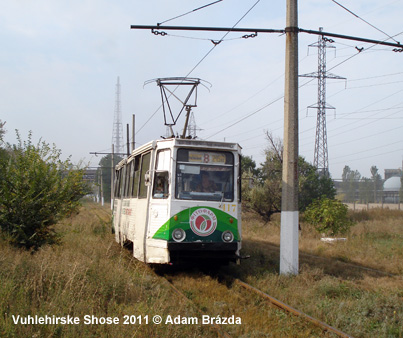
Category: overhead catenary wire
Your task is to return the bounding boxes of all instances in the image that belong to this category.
[330,0,400,44]
[135,0,261,137]
[133,23,403,137]
[331,139,403,161]
[331,147,403,165]
[132,3,403,170]
[157,0,224,26]
[204,31,393,141]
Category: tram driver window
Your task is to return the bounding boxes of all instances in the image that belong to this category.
[153,172,169,199]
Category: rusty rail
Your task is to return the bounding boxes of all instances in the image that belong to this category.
[235,279,354,338]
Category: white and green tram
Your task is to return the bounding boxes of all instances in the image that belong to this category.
[112,138,242,265]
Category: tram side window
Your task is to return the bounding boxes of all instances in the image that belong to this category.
[153,172,168,198]
[139,152,151,199]
[123,162,132,198]
[127,161,135,197]
[153,149,170,199]
[131,156,140,198]
[114,169,122,198]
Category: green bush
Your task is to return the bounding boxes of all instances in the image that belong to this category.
[303,198,355,236]
[0,132,89,250]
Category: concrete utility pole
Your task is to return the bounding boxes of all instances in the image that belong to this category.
[130,1,402,276]
[280,0,299,275]
[132,114,136,151]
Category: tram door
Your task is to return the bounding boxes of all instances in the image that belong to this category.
[147,149,171,260]
[131,152,151,261]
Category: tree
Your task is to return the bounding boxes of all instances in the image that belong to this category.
[304,197,355,236]
[0,120,7,161]
[0,120,5,144]
[241,155,260,178]
[246,132,283,220]
[0,131,89,250]
[243,132,335,220]
[359,177,372,203]
[370,166,382,203]
[298,158,336,211]
[97,154,123,203]
[341,166,361,202]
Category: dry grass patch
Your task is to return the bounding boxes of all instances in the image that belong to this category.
[167,270,331,338]
[0,203,212,338]
[239,208,403,338]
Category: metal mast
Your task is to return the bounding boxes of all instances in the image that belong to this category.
[300,28,345,176]
[187,111,203,138]
[112,77,124,155]
[144,77,210,139]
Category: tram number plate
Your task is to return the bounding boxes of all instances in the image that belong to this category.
[220,204,237,213]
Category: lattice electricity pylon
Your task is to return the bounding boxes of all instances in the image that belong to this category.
[145,77,210,138]
[187,111,203,139]
[300,27,346,176]
[112,76,124,155]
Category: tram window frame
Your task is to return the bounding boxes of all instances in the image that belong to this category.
[114,169,122,198]
[152,149,171,199]
[123,162,132,198]
[127,160,135,197]
[131,155,141,198]
[139,152,151,199]
[175,149,235,202]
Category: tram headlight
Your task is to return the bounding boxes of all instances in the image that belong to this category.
[222,230,234,243]
[172,228,186,242]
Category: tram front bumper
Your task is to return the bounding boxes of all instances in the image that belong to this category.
[168,242,239,262]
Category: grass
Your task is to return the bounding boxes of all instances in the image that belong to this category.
[238,208,403,337]
[0,202,402,337]
[0,202,212,337]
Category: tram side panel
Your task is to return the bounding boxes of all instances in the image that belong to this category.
[113,151,153,262]
[112,167,124,245]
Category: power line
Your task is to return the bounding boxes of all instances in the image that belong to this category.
[205,95,284,139]
[328,123,403,149]
[330,0,400,44]
[157,0,224,26]
[331,147,403,165]
[327,90,403,136]
[135,1,261,137]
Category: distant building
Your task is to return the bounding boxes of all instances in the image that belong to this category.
[383,171,402,204]
[384,169,402,180]
[83,169,97,183]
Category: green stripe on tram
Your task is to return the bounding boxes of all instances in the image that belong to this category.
[152,207,239,242]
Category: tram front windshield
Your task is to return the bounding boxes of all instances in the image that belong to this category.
[175,149,234,201]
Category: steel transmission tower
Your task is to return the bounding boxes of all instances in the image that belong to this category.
[112,77,124,155]
[300,28,345,176]
[187,111,203,138]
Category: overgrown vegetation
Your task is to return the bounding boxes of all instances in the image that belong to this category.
[1,203,401,337]
[0,203,207,337]
[0,131,89,250]
[96,153,123,203]
[239,207,403,337]
[303,197,355,236]
[241,132,335,220]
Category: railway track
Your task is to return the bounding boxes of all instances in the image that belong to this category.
[154,266,354,338]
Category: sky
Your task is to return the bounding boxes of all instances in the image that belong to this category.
[1,0,403,179]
